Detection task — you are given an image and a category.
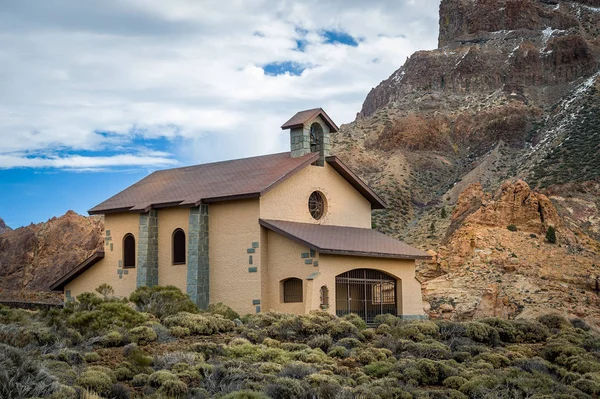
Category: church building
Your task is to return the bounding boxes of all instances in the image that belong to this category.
[51,109,430,322]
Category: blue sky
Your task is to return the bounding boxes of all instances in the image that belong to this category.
[0,0,440,228]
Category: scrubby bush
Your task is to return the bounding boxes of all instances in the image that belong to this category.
[0,344,59,398]
[537,314,571,333]
[394,321,439,341]
[465,322,499,345]
[68,301,147,336]
[307,334,332,352]
[207,302,240,320]
[163,312,235,335]
[131,373,149,387]
[76,369,113,395]
[129,285,198,319]
[84,352,100,363]
[265,377,307,398]
[57,348,84,365]
[158,379,188,398]
[149,370,178,387]
[128,325,158,345]
[221,390,270,399]
[102,330,124,347]
[443,376,468,390]
[343,313,367,330]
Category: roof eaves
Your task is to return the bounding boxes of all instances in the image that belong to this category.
[325,156,387,209]
[319,249,432,260]
[50,251,105,291]
[88,206,134,216]
[259,219,322,252]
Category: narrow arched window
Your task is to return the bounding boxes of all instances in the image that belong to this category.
[123,234,135,268]
[320,286,329,307]
[283,278,303,303]
[172,228,186,265]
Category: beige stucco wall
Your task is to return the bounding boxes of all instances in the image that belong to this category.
[157,207,189,292]
[209,199,262,316]
[263,230,424,317]
[260,162,372,228]
[65,212,139,299]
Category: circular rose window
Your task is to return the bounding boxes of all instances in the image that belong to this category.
[308,191,326,220]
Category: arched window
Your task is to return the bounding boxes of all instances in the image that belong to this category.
[320,286,329,308]
[283,278,303,303]
[309,122,323,153]
[172,228,186,265]
[123,234,136,268]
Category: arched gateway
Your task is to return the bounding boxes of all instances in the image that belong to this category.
[335,269,397,324]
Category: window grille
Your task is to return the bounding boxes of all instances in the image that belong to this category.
[308,191,326,220]
[283,278,303,303]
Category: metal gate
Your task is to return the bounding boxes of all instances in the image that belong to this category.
[335,269,397,324]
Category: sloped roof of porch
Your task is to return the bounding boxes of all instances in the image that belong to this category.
[259,219,431,260]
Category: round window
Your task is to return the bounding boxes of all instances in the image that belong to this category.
[308,191,326,220]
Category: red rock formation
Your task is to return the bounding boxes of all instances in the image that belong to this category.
[0,211,103,294]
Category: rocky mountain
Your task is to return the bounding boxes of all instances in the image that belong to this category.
[0,211,103,302]
[0,218,11,235]
[332,0,600,321]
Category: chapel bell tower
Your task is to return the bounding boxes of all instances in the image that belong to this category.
[281,108,339,166]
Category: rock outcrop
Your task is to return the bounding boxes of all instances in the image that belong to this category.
[0,211,103,301]
[421,180,600,321]
[0,218,11,235]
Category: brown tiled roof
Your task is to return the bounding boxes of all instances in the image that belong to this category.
[281,108,339,132]
[50,251,105,291]
[260,219,432,260]
[89,152,319,215]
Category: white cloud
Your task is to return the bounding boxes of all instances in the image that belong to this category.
[0,0,440,168]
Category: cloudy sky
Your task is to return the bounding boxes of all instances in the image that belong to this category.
[0,0,440,228]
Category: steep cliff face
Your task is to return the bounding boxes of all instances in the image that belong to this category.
[332,0,600,321]
[0,211,104,299]
[358,0,599,120]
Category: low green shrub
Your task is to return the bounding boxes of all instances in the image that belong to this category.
[537,314,572,333]
[373,313,401,327]
[465,322,499,345]
[68,301,147,336]
[129,285,198,320]
[84,352,100,363]
[148,370,178,387]
[131,373,149,387]
[221,390,270,399]
[343,313,367,330]
[128,325,158,345]
[443,376,468,390]
[157,379,188,398]
[394,321,439,342]
[265,377,308,399]
[163,312,235,335]
[57,348,84,365]
[207,302,240,320]
[102,330,124,347]
[76,369,113,395]
[307,334,332,352]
